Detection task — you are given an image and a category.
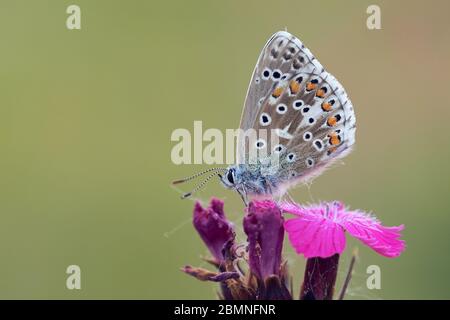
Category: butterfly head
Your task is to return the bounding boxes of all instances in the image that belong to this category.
[219,166,239,189]
[172,165,250,205]
[219,165,250,205]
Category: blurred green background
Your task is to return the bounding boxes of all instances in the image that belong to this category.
[0,0,449,299]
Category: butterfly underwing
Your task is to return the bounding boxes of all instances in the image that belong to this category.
[174,31,356,204]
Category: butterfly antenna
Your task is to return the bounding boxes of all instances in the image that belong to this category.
[172,167,226,185]
[181,171,221,199]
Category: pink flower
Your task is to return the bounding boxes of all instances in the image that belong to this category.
[282,201,405,259]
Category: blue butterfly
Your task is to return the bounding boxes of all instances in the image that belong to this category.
[174,31,356,205]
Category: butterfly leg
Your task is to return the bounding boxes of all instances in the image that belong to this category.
[237,187,249,207]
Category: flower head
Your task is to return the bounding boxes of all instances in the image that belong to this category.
[243,200,284,280]
[282,201,405,259]
[193,198,235,264]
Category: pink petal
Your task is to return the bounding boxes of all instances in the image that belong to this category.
[284,217,346,258]
[339,210,405,258]
[282,201,405,259]
[281,202,305,216]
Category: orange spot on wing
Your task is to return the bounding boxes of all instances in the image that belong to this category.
[327,116,337,127]
[272,87,283,98]
[306,82,317,91]
[328,132,341,145]
[321,102,332,112]
[316,89,326,98]
[327,146,337,155]
[289,80,301,94]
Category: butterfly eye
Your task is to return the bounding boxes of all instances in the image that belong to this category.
[226,169,235,184]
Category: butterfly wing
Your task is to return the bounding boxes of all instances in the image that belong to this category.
[237,31,356,188]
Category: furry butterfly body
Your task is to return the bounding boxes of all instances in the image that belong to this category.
[175,31,356,203]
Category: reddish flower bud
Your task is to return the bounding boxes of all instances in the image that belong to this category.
[193,198,235,264]
[243,200,284,280]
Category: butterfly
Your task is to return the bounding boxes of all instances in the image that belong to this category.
[173,31,356,205]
